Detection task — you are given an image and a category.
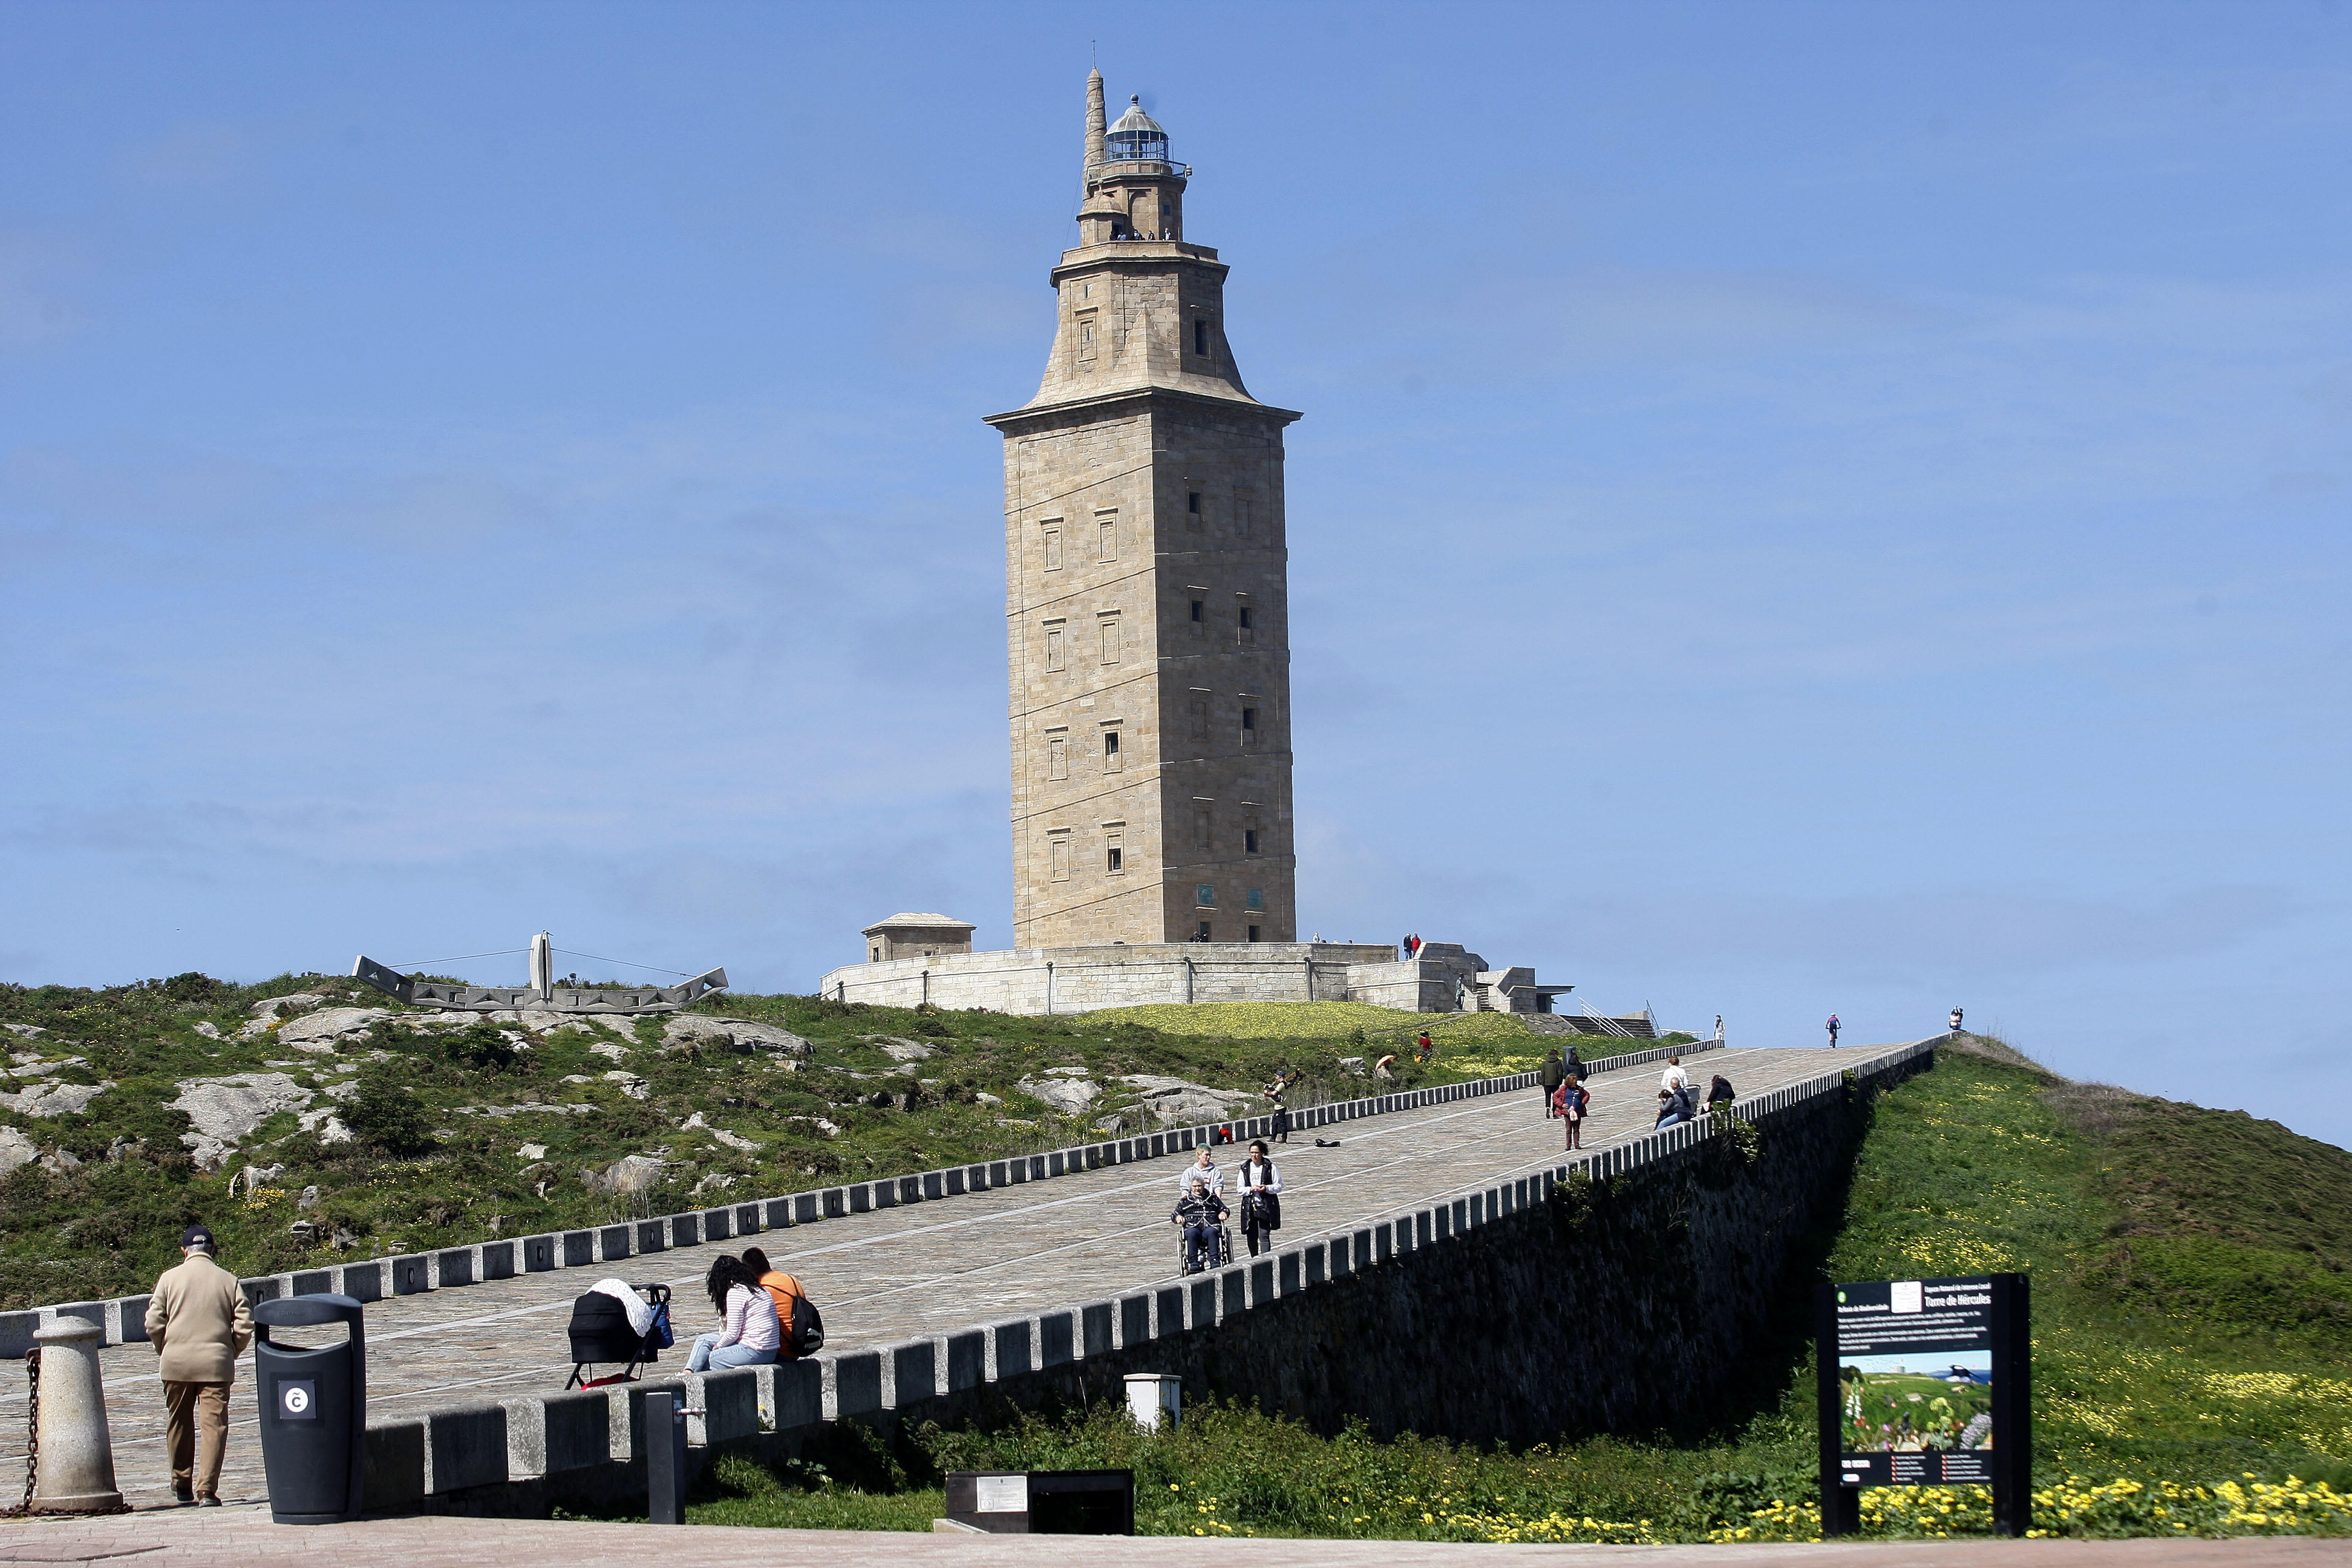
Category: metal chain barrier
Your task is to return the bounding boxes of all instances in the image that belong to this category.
[5,1347,38,1517]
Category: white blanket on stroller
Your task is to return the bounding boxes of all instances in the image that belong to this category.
[589,1277,655,1337]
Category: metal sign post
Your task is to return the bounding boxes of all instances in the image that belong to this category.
[1817,1272,2030,1538]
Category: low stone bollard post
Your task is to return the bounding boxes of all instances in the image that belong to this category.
[29,1316,123,1513]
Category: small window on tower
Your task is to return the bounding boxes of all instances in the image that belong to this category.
[1048,733,1069,780]
[870,945,881,962]
[1187,491,1201,517]
[1107,845,1123,872]
[1044,622,1066,671]
[1050,835,1071,882]
[1102,728,1122,771]
[1099,613,1120,665]
[1196,883,1215,907]
[1193,319,1208,356]
[1197,920,1213,941]
[1042,523,1062,571]
[1097,515,1117,561]
[1244,828,1260,854]
[1247,924,1261,943]
[1241,706,1258,742]
[1236,604,1256,646]
[1189,598,1205,636]
[1246,889,1264,912]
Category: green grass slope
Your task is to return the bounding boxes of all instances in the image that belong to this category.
[662,1039,2352,1541]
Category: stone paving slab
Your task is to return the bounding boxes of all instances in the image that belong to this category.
[0,1506,2340,1566]
[1,1044,1892,1511]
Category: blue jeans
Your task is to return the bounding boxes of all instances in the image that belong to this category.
[1182,1223,1217,1271]
[686,1333,778,1373]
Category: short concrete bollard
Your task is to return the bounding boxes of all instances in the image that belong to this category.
[30,1316,123,1513]
[1124,1372,1180,1432]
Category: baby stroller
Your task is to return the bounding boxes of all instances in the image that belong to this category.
[564,1280,672,1390]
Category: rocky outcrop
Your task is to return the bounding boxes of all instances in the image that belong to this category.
[1117,1074,1255,1124]
[0,1126,36,1175]
[273,1007,397,1051]
[169,1072,313,1170]
[581,1154,671,1195]
[865,1036,937,1062]
[0,1080,111,1119]
[661,1015,812,1057]
[1016,1073,1101,1115]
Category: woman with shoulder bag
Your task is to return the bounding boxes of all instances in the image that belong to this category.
[1235,1138,1284,1256]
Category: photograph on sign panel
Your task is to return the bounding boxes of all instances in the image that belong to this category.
[1838,1350,1993,1454]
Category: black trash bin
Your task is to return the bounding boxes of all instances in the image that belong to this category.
[252,1293,367,1524]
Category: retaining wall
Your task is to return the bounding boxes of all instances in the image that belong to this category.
[345,1037,1932,1515]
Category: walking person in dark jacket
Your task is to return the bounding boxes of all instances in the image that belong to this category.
[1539,1048,1566,1117]
[1235,1140,1284,1256]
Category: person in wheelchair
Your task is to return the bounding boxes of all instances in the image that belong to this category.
[1171,1174,1230,1274]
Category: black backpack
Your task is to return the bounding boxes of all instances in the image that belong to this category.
[788,1292,825,1357]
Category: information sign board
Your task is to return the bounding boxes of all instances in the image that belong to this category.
[1816,1272,2030,1537]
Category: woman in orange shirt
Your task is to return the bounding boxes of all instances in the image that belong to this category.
[738,1247,807,1357]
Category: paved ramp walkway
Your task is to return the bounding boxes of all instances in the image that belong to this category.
[5,1042,1892,1509]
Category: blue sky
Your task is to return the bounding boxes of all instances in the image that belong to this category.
[4,3,2347,1145]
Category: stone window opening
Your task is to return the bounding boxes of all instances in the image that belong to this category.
[1196,883,1215,907]
[1236,604,1256,645]
[1193,319,1209,356]
[869,944,882,962]
[1247,924,1261,943]
[1044,619,1066,671]
[1196,920,1213,941]
[1050,834,1071,882]
[1047,731,1070,781]
[1186,491,1203,531]
[1244,827,1260,855]
[1042,521,1062,572]
[1189,596,1205,636]
[1102,727,1122,771]
[1098,612,1121,665]
[1246,888,1265,912]
[1107,844,1123,872]
[1241,705,1258,745]
[1096,511,1118,561]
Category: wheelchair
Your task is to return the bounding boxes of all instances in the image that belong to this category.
[1176,1220,1233,1275]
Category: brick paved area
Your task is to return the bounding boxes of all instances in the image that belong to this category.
[1,1044,1887,1511]
[1,1504,2339,1564]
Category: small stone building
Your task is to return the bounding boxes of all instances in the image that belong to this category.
[860,913,976,964]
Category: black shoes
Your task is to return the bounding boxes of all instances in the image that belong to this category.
[173,1479,194,1504]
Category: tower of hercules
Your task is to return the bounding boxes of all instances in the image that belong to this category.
[985,73,1301,950]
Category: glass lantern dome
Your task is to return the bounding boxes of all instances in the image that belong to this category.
[1104,96,1170,165]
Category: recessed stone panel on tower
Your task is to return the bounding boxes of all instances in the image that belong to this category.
[986,74,1301,950]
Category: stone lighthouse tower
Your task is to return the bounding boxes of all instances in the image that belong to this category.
[986,72,1302,950]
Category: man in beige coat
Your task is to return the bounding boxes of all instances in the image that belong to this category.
[143,1223,252,1505]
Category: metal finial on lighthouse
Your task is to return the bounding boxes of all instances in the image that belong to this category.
[529,931,552,1001]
